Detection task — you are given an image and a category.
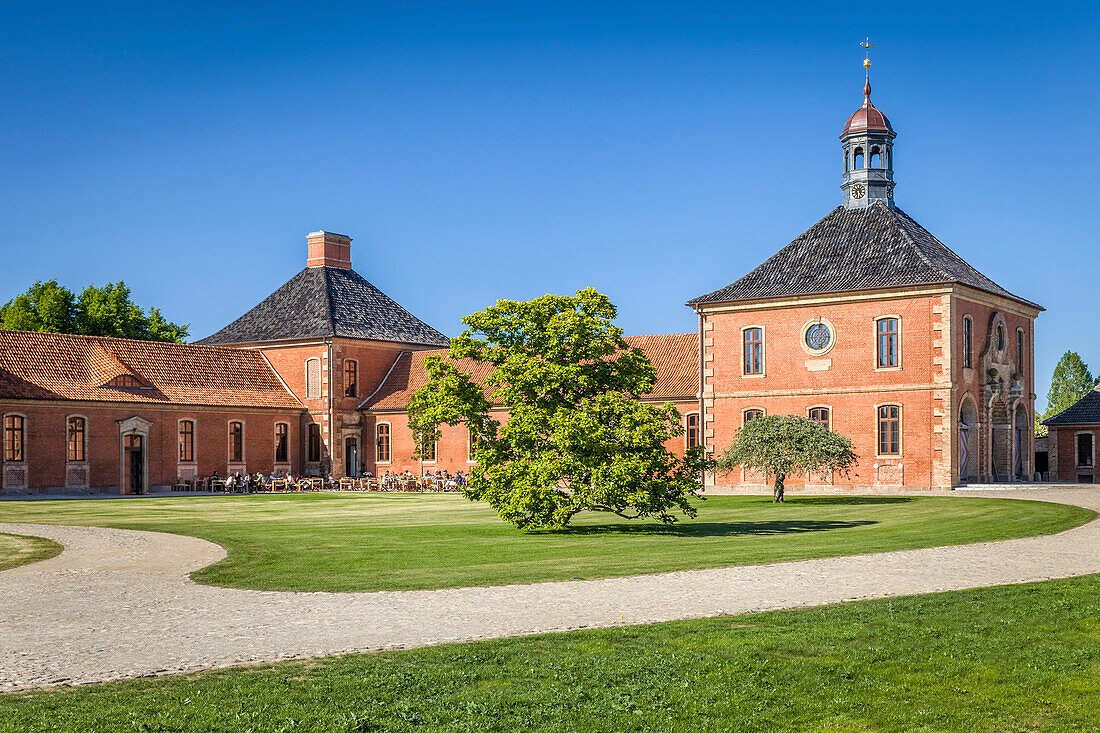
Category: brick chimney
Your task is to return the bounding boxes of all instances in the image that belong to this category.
[306,231,352,269]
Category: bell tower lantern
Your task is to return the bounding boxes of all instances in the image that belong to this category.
[840,45,896,209]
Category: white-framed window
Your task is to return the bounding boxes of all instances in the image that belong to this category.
[274,422,290,463]
[228,420,245,463]
[3,413,26,462]
[66,415,88,462]
[876,404,902,456]
[808,406,830,429]
[1077,432,1095,469]
[742,408,765,424]
[875,316,901,369]
[178,419,196,463]
[742,326,765,376]
[305,357,322,400]
[376,423,391,463]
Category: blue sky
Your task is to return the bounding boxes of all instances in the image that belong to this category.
[1,1,1097,410]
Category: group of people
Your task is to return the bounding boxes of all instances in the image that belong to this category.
[203,469,464,493]
[379,469,467,491]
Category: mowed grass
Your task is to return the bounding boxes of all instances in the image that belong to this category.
[3,573,1099,731]
[0,531,61,571]
[0,493,1091,592]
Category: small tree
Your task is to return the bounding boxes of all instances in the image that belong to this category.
[1038,351,1097,433]
[716,414,858,503]
[407,288,711,530]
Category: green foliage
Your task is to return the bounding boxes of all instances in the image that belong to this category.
[0,280,188,342]
[1038,351,1098,433]
[0,279,76,333]
[716,414,858,502]
[407,288,710,529]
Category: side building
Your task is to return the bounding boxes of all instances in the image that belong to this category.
[1043,389,1100,483]
[688,78,1042,491]
[0,331,304,493]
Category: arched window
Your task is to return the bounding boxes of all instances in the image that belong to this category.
[178,420,195,462]
[844,149,850,172]
[228,421,244,462]
[307,423,322,463]
[274,423,289,463]
[686,413,700,449]
[3,415,25,462]
[962,316,973,369]
[344,360,358,398]
[305,358,321,400]
[869,146,881,168]
[743,409,764,424]
[67,416,86,462]
[877,405,901,456]
[876,317,899,368]
[743,327,764,375]
[376,423,391,463]
[996,325,1005,351]
[1016,329,1025,374]
[854,147,864,169]
[808,407,830,429]
[886,147,892,169]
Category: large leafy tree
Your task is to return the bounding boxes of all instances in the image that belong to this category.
[1036,351,1098,436]
[1,280,188,343]
[716,414,858,503]
[407,288,710,530]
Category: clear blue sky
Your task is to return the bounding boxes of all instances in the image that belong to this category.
[2,1,1097,410]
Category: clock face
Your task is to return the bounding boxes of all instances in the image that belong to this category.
[851,183,866,200]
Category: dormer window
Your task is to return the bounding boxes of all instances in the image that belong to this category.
[101,375,151,390]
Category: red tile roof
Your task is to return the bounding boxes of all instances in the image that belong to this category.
[0,330,301,409]
[363,333,698,411]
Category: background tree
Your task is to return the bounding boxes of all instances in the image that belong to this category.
[407,288,710,530]
[1,280,188,343]
[716,414,858,503]
[0,279,76,333]
[1036,351,1097,436]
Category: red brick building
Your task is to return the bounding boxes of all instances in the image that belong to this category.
[688,80,1042,491]
[0,79,1044,495]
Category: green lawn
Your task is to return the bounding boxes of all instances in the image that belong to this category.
[0,493,1091,592]
[0,531,61,571]
[3,573,1098,731]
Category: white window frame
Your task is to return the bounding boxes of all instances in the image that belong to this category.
[741,325,766,378]
[874,402,903,458]
[873,315,902,371]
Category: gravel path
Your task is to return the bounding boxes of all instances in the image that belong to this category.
[2,488,1098,693]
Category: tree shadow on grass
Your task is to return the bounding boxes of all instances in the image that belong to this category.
[787,496,914,506]
[544,519,877,538]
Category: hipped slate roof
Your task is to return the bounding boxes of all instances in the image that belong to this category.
[0,329,301,409]
[1043,390,1100,426]
[197,266,449,347]
[363,333,698,411]
[688,203,1039,309]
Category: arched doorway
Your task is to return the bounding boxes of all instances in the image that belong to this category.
[344,436,359,478]
[959,397,979,484]
[990,397,1011,481]
[1014,405,1029,480]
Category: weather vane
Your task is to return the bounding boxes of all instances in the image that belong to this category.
[860,37,875,70]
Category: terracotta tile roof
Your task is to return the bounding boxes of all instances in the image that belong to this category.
[1043,389,1100,427]
[0,330,302,409]
[688,203,1040,309]
[196,267,449,348]
[363,333,698,411]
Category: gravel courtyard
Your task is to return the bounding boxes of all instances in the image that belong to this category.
[2,488,1098,693]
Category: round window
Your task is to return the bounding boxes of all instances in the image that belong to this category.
[805,323,831,351]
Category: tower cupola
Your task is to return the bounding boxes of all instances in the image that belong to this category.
[840,46,896,209]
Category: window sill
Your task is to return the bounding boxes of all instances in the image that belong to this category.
[741,373,766,379]
[873,366,902,372]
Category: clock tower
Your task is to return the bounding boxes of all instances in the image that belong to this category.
[840,74,896,209]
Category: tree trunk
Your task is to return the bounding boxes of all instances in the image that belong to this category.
[773,473,785,503]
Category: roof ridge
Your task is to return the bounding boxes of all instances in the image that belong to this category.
[0,328,250,354]
[886,204,944,280]
[320,267,338,338]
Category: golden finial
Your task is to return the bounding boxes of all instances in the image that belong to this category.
[860,37,875,69]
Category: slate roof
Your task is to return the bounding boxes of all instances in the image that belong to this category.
[362,333,699,411]
[197,266,450,347]
[0,329,302,409]
[688,203,1039,309]
[1042,390,1100,426]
